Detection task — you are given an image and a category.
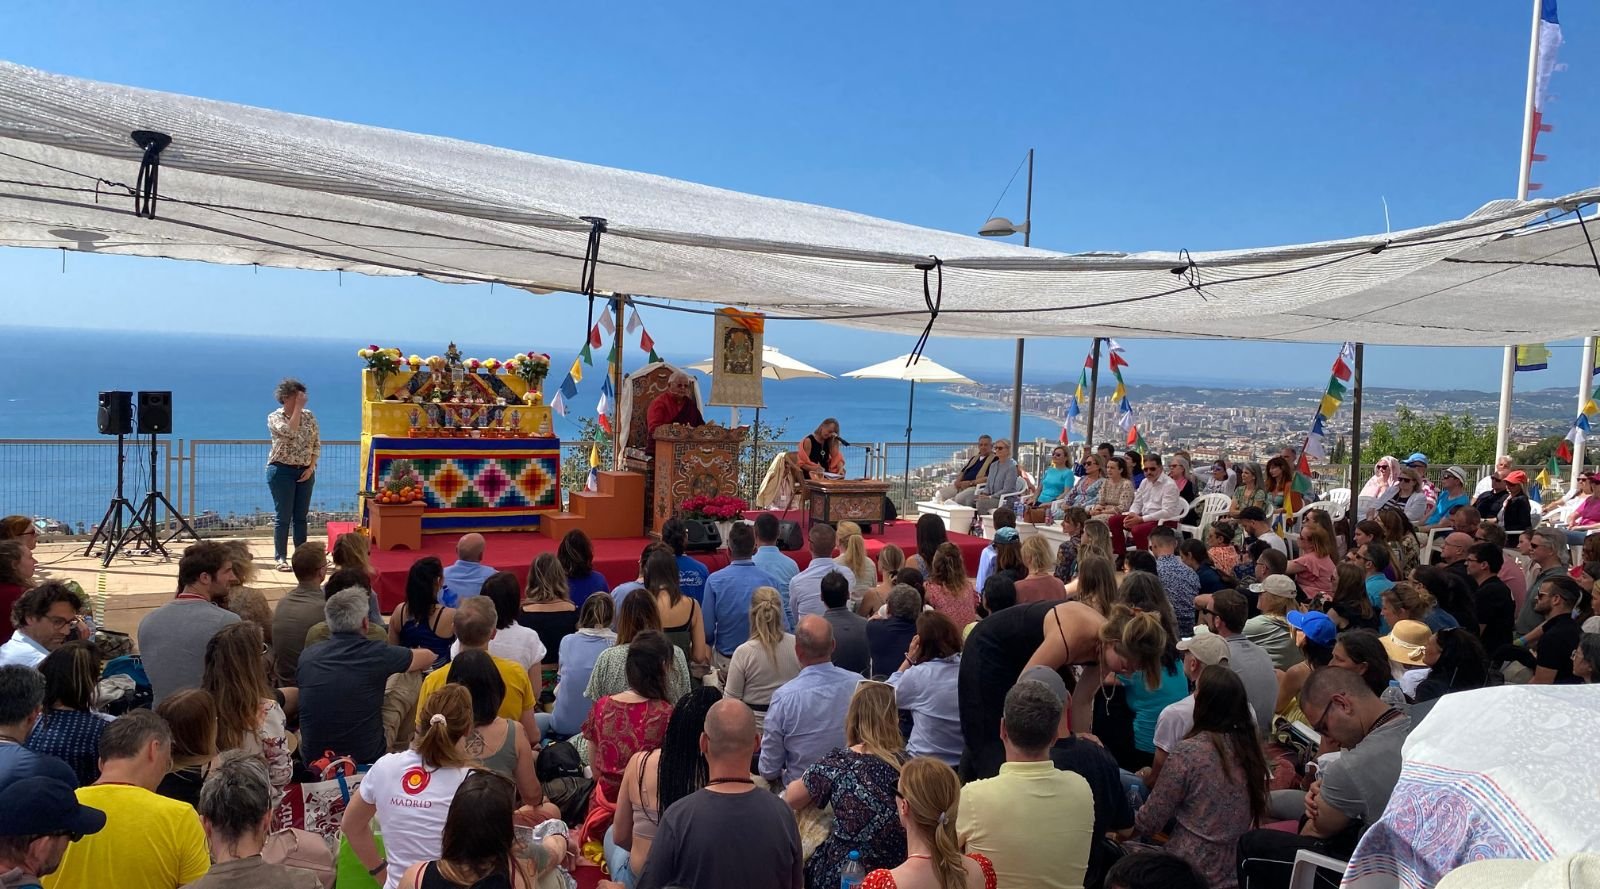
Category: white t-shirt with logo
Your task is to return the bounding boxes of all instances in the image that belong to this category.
[358,748,471,889]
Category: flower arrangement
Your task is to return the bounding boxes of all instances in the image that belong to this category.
[504,352,552,386]
[358,345,403,395]
[679,494,749,522]
[370,460,424,504]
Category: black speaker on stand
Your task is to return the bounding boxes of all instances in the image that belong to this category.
[85,391,156,565]
[113,391,197,562]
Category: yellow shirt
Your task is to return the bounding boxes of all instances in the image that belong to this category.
[43,783,209,889]
[958,759,1094,889]
[414,651,535,724]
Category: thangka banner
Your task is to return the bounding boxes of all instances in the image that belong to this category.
[708,308,764,407]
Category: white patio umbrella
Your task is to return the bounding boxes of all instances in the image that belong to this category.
[690,345,835,494]
[843,353,975,503]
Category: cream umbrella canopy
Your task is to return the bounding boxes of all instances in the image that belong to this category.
[843,354,975,504]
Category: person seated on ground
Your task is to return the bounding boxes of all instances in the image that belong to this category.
[1500,575,1586,685]
[835,521,878,610]
[1053,507,1091,584]
[867,585,922,679]
[440,532,495,605]
[1464,542,1516,652]
[270,542,328,682]
[1379,619,1433,699]
[1516,526,1571,636]
[520,552,580,669]
[45,709,210,889]
[645,370,704,441]
[446,649,548,811]
[1109,453,1185,555]
[973,439,1023,512]
[138,542,239,706]
[587,590,692,705]
[820,570,870,676]
[1275,609,1338,724]
[795,417,847,479]
[416,596,540,745]
[1028,444,1076,517]
[1244,575,1305,670]
[862,756,997,889]
[936,435,996,506]
[905,514,947,581]
[220,541,272,647]
[330,530,384,626]
[187,751,321,889]
[924,543,979,628]
[1198,590,1278,734]
[388,556,456,669]
[1207,521,1241,575]
[958,678,1093,889]
[619,700,802,889]
[1352,540,1396,615]
[1128,666,1267,889]
[784,681,908,889]
[25,642,106,786]
[1179,538,1231,595]
[973,509,1013,590]
[344,686,476,889]
[1065,553,1117,618]
[1141,526,1197,629]
[544,594,615,740]
[0,665,79,788]
[862,544,905,618]
[1476,521,1528,616]
[753,512,801,594]
[301,566,387,650]
[403,769,573,889]
[886,611,964,767]
[659,517,710,604]
[1013,536,1067,604]
[298,589,433,766]
[1381,580,1457,635]
[760,616,861,786]
[1411,627,1494,703]
[1330,628,1410,713]
[642,548,711,674]
[152,690,218,807]
[202,623,292,789]
[1571,632,1600,682]
[1412,565,1477,633]
[705,523,784,670]
[0,773,106,889]
[1473,470,1510,522]
[608,687,722,889]
[559,528,610,608]
[453,570,546,691]
[1105,851,1208,889]
[0,581,84,670]
[724,587,800,733]
[1286,524,1337,602]
[790,524,856,622]
[1235,666,1413,889]
[1421,466,1472,531]
[1145,633,1234,786]
[1326,561,1382,632]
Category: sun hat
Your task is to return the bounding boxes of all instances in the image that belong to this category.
[1406,452,1430,466]
[1176,632,1231,666]
[994,527,1020,544]
[1016,664,1069,704]
[0,776,106,838]
[1260,575,1298,599]
[1285,609,1337,646]
[1444,465,1469,484]
[1381,620,1432,666]
[1436,853,1600,889]
[1504,470,1529,485]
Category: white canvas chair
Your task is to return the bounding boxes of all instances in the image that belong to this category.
[1178,493,1232,540]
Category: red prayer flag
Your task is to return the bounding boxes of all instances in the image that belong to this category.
[1126,425,1138,446]
[1331,357,1351,382]
[640,329,655,352]
[1109,352,1129,371]
[589,325,603,348]
[1558,439,1574,461]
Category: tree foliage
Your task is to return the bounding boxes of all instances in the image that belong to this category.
[1364,406,1497,466]
[1512,434,1565,465]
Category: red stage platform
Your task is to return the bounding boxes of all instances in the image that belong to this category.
[345,518,988,613]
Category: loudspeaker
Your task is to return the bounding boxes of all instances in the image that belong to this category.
[682,519,723,553]
[97,391,133,435]
[775,520,805,552]
[136,391,172,434]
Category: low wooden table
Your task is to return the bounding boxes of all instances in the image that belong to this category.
[803,478,891,532]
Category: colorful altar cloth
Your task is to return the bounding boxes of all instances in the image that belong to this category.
[366,436,561,533]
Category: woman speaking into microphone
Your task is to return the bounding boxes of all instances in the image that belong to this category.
[266,378,320,571]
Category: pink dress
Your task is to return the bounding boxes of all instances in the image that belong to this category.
[1289,553,1336,599]
[924,581,978,628]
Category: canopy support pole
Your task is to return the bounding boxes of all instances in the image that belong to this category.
[1084,338,1102,452]
[1572,337,1595,491]
[1348,343,1364,547]
[1497,349,1515,460]
[1009,340,1024,448]
[903,381,917,507]
[1500,0,1544,461]
[613,294,627,469]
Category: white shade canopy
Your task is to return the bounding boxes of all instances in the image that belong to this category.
[843,354,974,385]
[687,344,834,381]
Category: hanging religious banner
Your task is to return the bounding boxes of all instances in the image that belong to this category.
[708,308,765,407]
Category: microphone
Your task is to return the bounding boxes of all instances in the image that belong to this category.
[836,436,853,447]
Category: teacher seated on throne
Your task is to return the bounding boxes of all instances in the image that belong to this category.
[645,370,705,439]
[794,418,846,479]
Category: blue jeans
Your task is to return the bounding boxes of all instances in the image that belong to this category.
[267,463,314,560]
[603,825,636,888]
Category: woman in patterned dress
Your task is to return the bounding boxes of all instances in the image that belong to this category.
[860,756,995,889]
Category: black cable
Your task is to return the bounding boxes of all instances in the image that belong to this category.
[578,217,607,342]
[131,131,171,219]
[907,257,942,366]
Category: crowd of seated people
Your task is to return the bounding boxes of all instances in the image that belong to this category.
[3,451,1598,889]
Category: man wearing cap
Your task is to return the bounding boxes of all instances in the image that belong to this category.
[1202,460,1236,497]
[1029,666,1134,888]
[0,666,78,789]
[1142,632,1238,789]
[1405,453,1438,510]
[958,678,1094,889]
[975,507,1016,590]
[1197,590,1277,734]
[1242,576,1304,670]
[1237,506,1287,557]
[1472,470,1509,520]
[1421,466,1471,530]
[0,776,105,888]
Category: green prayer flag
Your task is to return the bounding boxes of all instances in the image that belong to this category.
[647,348,661,364]
[579,342,594,365]
[1292,472,1313,495]
[1326,378,1347,399]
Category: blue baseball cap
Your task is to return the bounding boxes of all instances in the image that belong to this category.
[994,527,1020,544]
[0,776,106,839]
[1405,452,1429,466]
[1286,609,1337,647]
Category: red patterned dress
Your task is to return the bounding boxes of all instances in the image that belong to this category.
[581,695,674,803]
[862,853,996,889]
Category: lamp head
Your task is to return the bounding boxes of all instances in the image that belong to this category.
[978,216,1029,238]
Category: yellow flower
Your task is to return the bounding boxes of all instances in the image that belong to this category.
[408,354,422,366]
[358,349,372,359]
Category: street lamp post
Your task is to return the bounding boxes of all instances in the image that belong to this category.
[979,148,1033,451]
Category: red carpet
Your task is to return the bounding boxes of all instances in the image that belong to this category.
[357,518,987,612]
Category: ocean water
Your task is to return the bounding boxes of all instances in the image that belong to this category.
[0,326,1063,525]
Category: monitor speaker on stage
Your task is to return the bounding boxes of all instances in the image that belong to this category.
[97,391,133,435]
[683,519,723,553]
[775,520,804,552]
[137,391,172,435]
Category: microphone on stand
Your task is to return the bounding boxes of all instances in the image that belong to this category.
[836,436,853,447]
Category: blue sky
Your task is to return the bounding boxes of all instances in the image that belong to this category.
[2,0,1597,391]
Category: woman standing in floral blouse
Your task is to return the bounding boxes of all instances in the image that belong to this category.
[266,378,320,571]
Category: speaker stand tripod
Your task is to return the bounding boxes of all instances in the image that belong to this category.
[113,433,198,562]
[85,434,159,566]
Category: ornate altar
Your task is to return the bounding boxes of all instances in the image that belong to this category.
[804,477,892,532]
[651,424,749,536]
[620,364,697,531]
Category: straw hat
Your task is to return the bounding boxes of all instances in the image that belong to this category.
[1437,853,1600,889]
[1381,620,1431,666]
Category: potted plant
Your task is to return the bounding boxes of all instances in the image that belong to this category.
[358,345,404,400]
[680,494,750,550]
[504,352,551,405]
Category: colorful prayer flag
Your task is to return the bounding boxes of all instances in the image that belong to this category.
[1108,352,1128,371]
[579,343,593,366]
[599,312,616,335]
[1515,343,1551,372]
[1524,0,1562,190]
[569,359,584,383]
[589,325,603,348]
[647,348,661,364]
[559,374,579,399]
[1318,394,1340,417]
[626,308,642,333]
[586,442,600,491]
[550,391,568,416]
[641,329,655,353]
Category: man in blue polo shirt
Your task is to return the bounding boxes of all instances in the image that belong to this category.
[1420,466,1471,531]
[702,524,783,671]
[442,533,496,605]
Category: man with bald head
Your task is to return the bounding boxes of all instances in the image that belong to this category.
[645,370,705,440]
[759,615,861,785]
[615,700,801,889]
[443,532,495,604]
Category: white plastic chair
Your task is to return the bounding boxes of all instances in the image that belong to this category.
[1326,488,1351,517]
[1287,848,1348,889]
[1178,493,1232,539]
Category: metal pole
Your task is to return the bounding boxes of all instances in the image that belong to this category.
[1008,148,1034,448]
[1084,338,1103,451]
[1572,337,1596,491]
[1499,0,1545,457]
[903,381,917,507]
[1348,343,1365,547]
[613,295,626,469]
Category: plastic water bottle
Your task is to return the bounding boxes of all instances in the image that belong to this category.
[840,850,865,889]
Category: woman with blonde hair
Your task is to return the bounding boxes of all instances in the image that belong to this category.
[331,530,384,626]
[220,540,273,644]
[1382,580,1457,633]
[861,757,996,889]
[786,682,909,889]
[518,551,579,672]
[1101,598,1184,770]
[586,589,692,704]
[1014,535,1067,603]
[1066,554,1118,616]
[862,544,907,617]
[1285,523,1336,601]
[836,521,878,608]
[924,542,978,629]
[344,685,477,889]
[724,586,800,732]
[202,622,292,788]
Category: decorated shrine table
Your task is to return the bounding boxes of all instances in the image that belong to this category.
[366,435,561,533]
[804,477,892,532]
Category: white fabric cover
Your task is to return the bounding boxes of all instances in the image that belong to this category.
[1,61,1599,345]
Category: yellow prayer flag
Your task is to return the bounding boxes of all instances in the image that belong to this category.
[1585,400,1599,417]
[1318,394,1340,417]
[1112,382,1126,402]
[570,359,584,383]
[589,442,599,468]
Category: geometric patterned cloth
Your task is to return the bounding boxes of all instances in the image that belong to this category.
[367,435,561,533]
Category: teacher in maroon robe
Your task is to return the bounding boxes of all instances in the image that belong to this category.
[646,370,705,439]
